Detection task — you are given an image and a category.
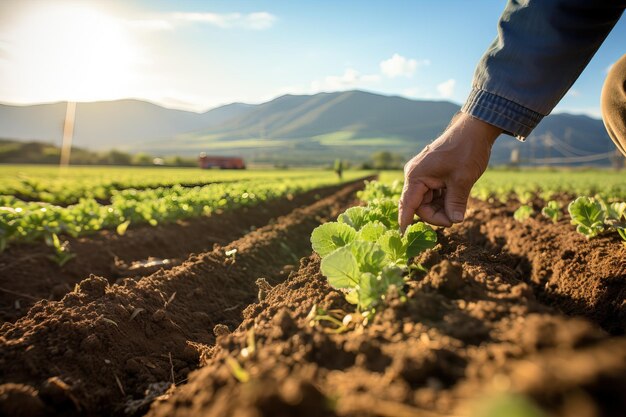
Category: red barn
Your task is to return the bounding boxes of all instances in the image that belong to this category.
[198,153,246,169]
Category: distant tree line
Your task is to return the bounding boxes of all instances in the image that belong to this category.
[0,139,197,166]
[361,151,405,170]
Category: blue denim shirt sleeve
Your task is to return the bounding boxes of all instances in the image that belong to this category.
[462,0,625,140]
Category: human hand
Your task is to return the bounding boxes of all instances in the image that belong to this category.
[398,113,502,231]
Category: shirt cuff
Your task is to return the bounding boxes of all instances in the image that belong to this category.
[461,89,544,141]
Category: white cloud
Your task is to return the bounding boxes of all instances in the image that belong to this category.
[437,78,456,98]
[172,11,277,30]
[310,68,380,92]
[380,53,429,78]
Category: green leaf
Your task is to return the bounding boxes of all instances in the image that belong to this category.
[356,221,387,242]
[514,205,533,222]
[380,265,404,289]
[369,198,399,229]
[311,222,357,257]
[403,222,437,259]
[377,230,407,266]
[345,288,359,305]
[338,207,370,230]
[320,245,360,289]
[348,241,386,275]
[356,272,378,309]
[607,201,626,222]
[568,197,605,238]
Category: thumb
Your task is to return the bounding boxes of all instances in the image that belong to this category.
[444,182,470,223]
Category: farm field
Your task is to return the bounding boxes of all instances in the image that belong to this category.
[0,167,624,417]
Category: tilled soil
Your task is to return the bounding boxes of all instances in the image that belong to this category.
[2,194,625,417]
[0,179,369,323]
[143,200,626,417]
[466,200,626,334]
[0,180,365,417]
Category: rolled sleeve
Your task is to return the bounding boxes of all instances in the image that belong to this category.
[463,0,625,140]
[462,89,543,140]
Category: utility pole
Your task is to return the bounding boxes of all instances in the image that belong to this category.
[60,101,76,167]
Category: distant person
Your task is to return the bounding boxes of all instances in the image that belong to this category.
[334,159,344,180]
[399,0,626,231]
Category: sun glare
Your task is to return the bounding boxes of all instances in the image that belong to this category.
[3,3,139,102]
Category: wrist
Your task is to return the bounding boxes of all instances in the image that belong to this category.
[455,112,502,147]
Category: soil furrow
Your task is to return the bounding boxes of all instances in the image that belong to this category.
[0,178,372,323]
[144,212,626,417]
[0,179,367,416]
[464,199,626,334]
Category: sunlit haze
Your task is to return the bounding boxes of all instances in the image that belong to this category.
[0,0,624,116]
[2,3,139,102]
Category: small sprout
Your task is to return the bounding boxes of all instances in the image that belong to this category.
[513,205,533,222]
[225,357,249,383]
[540,200,561,223]
[45,233,76,267]
[241,329,256,358]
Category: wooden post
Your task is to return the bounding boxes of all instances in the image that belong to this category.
[60,101,76,167]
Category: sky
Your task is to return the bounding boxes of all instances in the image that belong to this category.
[0,0,624,118]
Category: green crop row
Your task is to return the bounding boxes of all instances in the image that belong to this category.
[515,197,626,243]
[0,173,369,255]
[0,165,370,205]
[379,169,626,203]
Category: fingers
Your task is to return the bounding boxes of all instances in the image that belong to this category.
[444,182,471,223]
[398,181,428,233]
[415,196,452,227]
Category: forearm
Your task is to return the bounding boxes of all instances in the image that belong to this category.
[463,0,625,140]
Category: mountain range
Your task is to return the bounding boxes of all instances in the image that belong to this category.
[0,90,618,165]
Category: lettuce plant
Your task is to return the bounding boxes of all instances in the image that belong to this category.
[540,200,561,224]
[568,196,605,239]
[311,201,436,312]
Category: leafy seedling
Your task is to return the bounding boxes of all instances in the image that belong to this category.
[45,233,76,266]
[568,196,605,238]
[540,200,561,223]
[513,205,533,222]
[225,357,250,383]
